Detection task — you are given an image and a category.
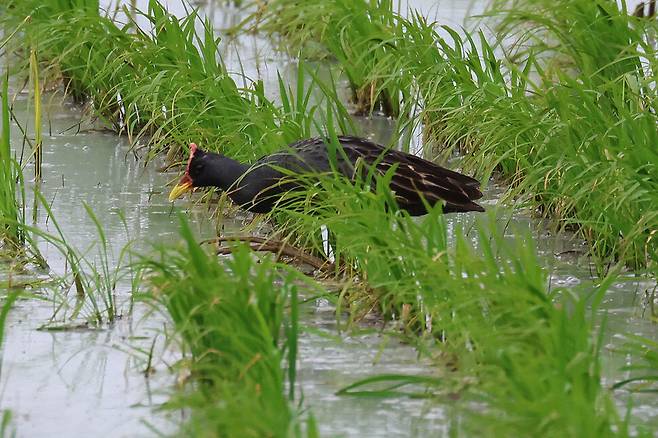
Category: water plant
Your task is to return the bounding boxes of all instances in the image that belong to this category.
[265,171,631,436]
[0,410,14,438]
[0,292,17,353]
[251,0,413,116]
[141,215,317,436]
[28,50,42,182]
[614,334,658,393]
[20,193,139,327]
[0,74,24,249]
[1,0,656,435]
[0,292,18,438]
[424,0,658,270]
[251,0,658,273]
[1,0,353,165]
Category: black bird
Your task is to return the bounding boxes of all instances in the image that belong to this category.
[169,136,485,216]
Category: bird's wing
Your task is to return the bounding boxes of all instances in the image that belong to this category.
[337,137,484,210]
[255,136,484,211]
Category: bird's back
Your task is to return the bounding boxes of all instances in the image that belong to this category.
[252,136,484,215]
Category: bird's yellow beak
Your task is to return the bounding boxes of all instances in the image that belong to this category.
[168,175,194,201]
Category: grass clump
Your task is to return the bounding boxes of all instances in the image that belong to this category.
[1,0,353,164]
[385,0,658,271]
[142,215,315,436]
[253,0,413,116]
[251,0,658,271]
[462,0,658,269]
[266,170,630,436]
[0,74,24,249]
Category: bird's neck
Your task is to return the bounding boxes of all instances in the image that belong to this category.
[202,154,250,191]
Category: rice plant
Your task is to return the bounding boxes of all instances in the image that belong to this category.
[2,0,655,435]
[250,0,658,272]
[614,334,658,393]
[141,214,317,436]
[0,410,14,438]
[418,0,658,270]
[0,73,24,249]
[0,292,17,353]
[488,0,646,83]
[1,0,353,164]
[0,291,18,438]
[253,0,413,116]
[267,171,630,436]
[28,50,42,182]
[21,193,138,327]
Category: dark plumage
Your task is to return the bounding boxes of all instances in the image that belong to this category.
[169,136,485,216]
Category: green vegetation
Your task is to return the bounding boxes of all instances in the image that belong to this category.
[614,334,658,393]
[266,170,633,436]
[30,196,139,327]
[0,74,24,249]
[425,0,658,271]
[0,410,14,438]
[0,1,332,434]
[142,215,316,436]
[0,292,17,352]
[3,189,138,328]
[0,291,17,438]
[0,0,657,436]
[253,0,658,271]
[252,0,412,116]
[0,291,18,438]
[1,0,353,164]
[29,50,42,182]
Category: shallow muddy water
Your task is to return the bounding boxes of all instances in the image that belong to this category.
[0,94,187,437]
[1,1,657,437]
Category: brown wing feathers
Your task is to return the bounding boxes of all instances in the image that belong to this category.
[341,138,484,213]
[286,136,484,214]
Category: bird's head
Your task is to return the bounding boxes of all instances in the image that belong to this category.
[168,143,210,201]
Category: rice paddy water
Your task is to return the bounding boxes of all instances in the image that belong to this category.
[0,0,657,436]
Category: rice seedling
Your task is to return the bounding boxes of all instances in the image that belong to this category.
[0,410,14,438]
[249,0,658,272]
[0,294,19,438]
[0,291,18,438]
[265,170,634,436]
[0,62,128,325]
[488,0,645,83]
[0,15,31,56]
[164,120,650,433]
[252,0,414,116]
[0,73,25,249]
[614,334,658,393]
[423,0,658,270]
[28,50,42,182]
[141,214,318,436]
[2,0,655,435]
[9,0,651,277]
[0,292,17,353]
[1,0,353,164]
[18,192,139,327]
